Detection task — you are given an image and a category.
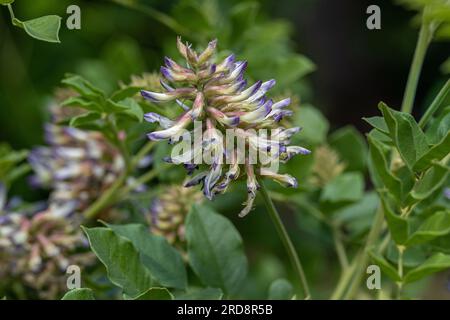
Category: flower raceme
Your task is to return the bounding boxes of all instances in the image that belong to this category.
[142,38,310,217]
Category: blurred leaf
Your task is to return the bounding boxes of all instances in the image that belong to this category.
[186,204,248,295]
[113,98,144,122]
[175,287,223,300]
[129,287,173,300]
[18,15,61,43]
[276,55,316,88]
[293,104,329,145]
[333,192,379,238]
[0,144,28,186]
[268,279,294,300]
[404,253,450,283]
[413,131,450,172]
[406,211,450,245]
[363,116,391,138]
[61,288,95,300]
[410,163,449,201]
[329,126,368,172]
[369,251,401,281]
[61,97,102,112]
[0,0,15,4]
[111,86,142,102]
[70,112,102,128]
[425,107,450,145]
[105,223,187,290]
[82,227,152,298]
[367,135,403,201]
[62,74,105,100]
[321,172,364,203]
[379,102,429,171]
[102,37,147,81]
[381,198,409,245]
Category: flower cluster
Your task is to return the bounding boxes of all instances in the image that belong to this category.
[148,184,203,252]
[29,124,125,218]
[141,38,310,216]
[0,185,93,299]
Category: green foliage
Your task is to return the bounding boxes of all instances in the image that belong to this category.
[175,288,224,300]
[185,204,248,296]
[321,172,364,204]
[3,2,62,43]
[329,126,368,172]
[61,288,95,300]
[104,223,187,289]
[82,227,153,299]
[130,287,173,300]
[268,279,294,300]
[0,144,29,187]
[19,15,61,43]
[292,104,329,145]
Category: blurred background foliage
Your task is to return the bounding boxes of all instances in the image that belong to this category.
[0,0,449,299]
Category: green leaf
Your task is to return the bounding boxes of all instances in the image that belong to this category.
[379,102,429,170]
[20,15,61,43]
[61,97,102,112]
[62,74,105,100]
[0,0,15,5]
[61,288,95,300]
[425,107,450,145]
[381,198,409,245]
[268,279,294,300]
[410,163,449,201]
[111,98,144,122]
[105,223,187,289]
[333,192,379,239]
[110,86,142,102]
[363,116,390,135]
[175,287,223,300]
[367,135,403,201]
[369,251,401,282]
[293,104,329,145]
[129,287,173,300]
[70,112,102,128]
[186,204,248,295]
[404,253,450,283]
[276,55,316,87]
[329,126,368,172]
[82,227,152,298]
[406,211,450,245]
[413,131,450,172]
[321,172,364,203]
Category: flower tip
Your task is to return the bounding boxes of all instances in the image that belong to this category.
[141,90,157,102]
[164,56,174,68]
[231,116,240,126]
[160,66,173,80]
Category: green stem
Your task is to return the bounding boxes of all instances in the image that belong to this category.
[131,141,155,168]
[332,225,349,270]
[83,173,127,219]
[6,4,22,27]
[418,79,450,128]
[258,179,311,299]
[396,246,405,299]
[400,18,433,113]
[338,15,434,299]
[342,205,385,299]
[330,258,358,300]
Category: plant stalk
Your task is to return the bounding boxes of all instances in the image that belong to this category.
[400,18,433,114]
[418,79,450,128]
[258,179,311,299]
